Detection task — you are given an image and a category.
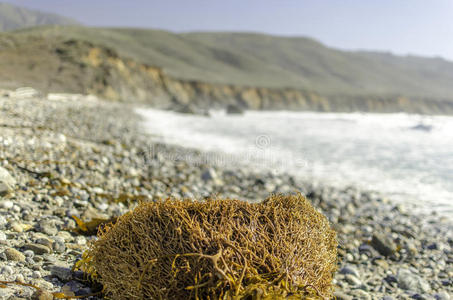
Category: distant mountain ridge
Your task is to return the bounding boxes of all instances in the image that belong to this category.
[0,2,79,31]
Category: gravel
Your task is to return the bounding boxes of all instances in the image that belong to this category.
[0,89,451,299]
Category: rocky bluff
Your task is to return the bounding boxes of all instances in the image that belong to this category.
[2,38,453,114]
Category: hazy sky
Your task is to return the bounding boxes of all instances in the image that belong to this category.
[5,0,453,60]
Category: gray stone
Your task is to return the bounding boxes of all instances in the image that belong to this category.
[0,200,13,209]
[52,238,66,253]
[12,204,20,212]
[359,243,375,255]
[43,255,57,263]
[226,104,244,115]
[36,237,54,250]
[0,215,7,228]
[1,265,14,275]
[4,247,25,262]
[175,104,198,114]
[371,233,397,256]
[373,259,389,270]
[38,220,58,236]
[435,291,451,300]
[0,287,13,298]
[411,294,431,300]
[10,221,31,232]
[15,273,25,283]
[0,167,15,195]
[0,231,6,241]
[350,289,371,300]
[345,253,354,262]
[23,243,51,255]
[23,250,35,258]
[339,265,360,277]
[201,168,217,181]
[333,291,353,300]
[74,236,86,246]
[345,274,362,286]
[49,263,72,281]
[91,187,104,194]
[427,242,444,251]
[397,268,430,293]
[26,257,35,264]
[384,274,397,285]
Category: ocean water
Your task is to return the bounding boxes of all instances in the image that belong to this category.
[137,108,453,215]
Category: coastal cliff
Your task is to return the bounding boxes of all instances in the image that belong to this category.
[2,37,453,114]
[59,40,453,114]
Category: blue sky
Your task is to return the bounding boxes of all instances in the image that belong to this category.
[5,0,453,60]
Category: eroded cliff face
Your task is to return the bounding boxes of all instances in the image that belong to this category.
[2,37,453,114]
[77,42,453,114]
[77,43,330,111]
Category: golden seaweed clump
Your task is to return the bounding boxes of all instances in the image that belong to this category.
[78,194,337,299]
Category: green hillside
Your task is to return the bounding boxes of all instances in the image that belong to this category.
[10,25,453,101]
[0,2,79,31]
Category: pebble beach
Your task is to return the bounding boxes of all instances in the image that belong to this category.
[0,90,451,299]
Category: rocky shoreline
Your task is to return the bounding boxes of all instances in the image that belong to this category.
[0,90,451,299]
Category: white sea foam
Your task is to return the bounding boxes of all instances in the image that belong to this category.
[137,108,453,215]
